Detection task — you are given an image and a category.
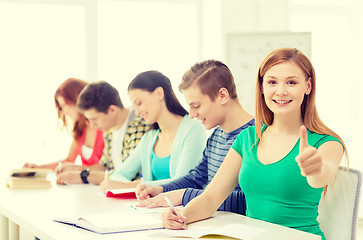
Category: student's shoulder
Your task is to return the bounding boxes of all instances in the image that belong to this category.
[232,118,256,135]
[241,124,256,135]
[103,129,113,139]
[307,129,342,148]
[233,125,256,143]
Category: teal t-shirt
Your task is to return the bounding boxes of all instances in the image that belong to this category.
[232,125,342,240]
[151,150,171,181]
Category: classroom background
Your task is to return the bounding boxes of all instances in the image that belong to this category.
[0,0,362,228]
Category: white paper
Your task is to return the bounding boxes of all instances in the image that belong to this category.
[129,202,182,213]
[107,188,135,194]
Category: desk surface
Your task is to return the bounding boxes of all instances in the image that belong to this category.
[0,183,321,240]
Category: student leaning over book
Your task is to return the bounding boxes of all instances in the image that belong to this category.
[135,60,254,215]
[23,78,104,170]
[100,70,207,192]
[56,81,149,185]
[162,48,348,240]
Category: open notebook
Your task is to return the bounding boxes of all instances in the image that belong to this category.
[53,211,163,234]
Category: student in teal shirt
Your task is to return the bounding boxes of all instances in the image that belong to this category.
[100,70,207,192]
[162,48,348,240]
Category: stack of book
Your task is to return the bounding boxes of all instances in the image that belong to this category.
[7,168,53,189]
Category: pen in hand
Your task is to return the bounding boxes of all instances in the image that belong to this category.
[139,173,146,189]
[163,194,185,226]
[137,173,151,201]
[104,169,109,181]
[58,160,62,174]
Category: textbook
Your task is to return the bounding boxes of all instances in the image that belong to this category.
[6,168,53,189]
[150,223,266,240]
[106,188,136,199]
[53,211,164,234]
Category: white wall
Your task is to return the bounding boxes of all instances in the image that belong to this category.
[0,0,362,220]
[220,0,363,218]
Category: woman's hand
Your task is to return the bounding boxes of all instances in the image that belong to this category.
[137,189,185,208]
[135,184,163,201]
[54,162,81,174]
[296,126,323,177]
[162,207,186,230]
[23,163,37,168]
[56,171,83,185]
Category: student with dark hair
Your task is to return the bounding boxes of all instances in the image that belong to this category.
[135,60,254,215]
[24,78,104,170]
[56,81,149,185]
[100,70,207,192]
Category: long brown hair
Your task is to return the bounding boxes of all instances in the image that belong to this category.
[255,48,348,165]
[54,78,88,142]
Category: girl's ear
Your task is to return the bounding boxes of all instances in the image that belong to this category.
[217,88,229,105]
[154,87,165,100]
[305,77,312,95]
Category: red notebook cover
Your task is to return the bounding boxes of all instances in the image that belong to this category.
[106,188,136,199]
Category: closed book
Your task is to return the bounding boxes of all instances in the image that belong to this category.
[7,168,52,189]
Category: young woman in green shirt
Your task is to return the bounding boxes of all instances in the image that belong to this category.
[162,48,348,240]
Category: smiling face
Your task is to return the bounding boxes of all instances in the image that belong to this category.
[261,61,311,118]
[182,84,225,130]
[128,88,163,124]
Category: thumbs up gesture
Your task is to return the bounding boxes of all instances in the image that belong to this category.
[295,126,323,177]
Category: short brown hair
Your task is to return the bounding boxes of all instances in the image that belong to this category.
[77,81,123,114]
[179,60,238,100]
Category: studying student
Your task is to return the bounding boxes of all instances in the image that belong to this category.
[23,78,104,170]
[135,60,254,215]
[100,70,207,192]
[162,48,347,240]
[56,81,149,185]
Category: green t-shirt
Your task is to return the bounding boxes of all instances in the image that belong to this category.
[232,125,342,240]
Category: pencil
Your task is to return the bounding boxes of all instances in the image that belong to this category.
[104,169,109,180]
[58,160,62,174]
[163,194,184,224]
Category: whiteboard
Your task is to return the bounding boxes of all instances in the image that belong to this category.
[226,32,311,114]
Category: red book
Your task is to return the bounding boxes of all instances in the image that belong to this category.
[106,188,136,199]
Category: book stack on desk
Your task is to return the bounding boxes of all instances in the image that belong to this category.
[6,168,53,189]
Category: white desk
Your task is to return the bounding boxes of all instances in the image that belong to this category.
[0,184,321,240]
